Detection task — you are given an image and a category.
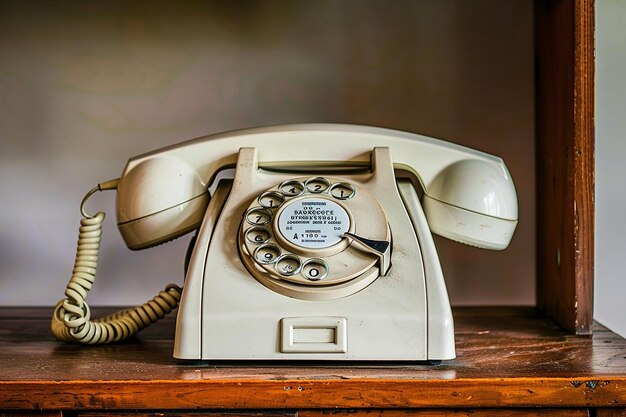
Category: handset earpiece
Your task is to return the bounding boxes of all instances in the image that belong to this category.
[422,159,519,250]
[116,156,210,250]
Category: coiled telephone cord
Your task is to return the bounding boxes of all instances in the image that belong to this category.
[51,182,182,344]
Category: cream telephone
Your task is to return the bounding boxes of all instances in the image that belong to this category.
[51,124,518,361]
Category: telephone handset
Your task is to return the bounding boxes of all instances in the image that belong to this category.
[52,124,518,361]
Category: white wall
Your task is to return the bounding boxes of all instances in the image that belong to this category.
[0,1,534,307]
[595,0,626,337]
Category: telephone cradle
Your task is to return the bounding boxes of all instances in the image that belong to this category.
[51,124,518,362]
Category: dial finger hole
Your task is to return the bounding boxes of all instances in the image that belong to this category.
[301,258,329,281]
[245,207,272,226]
[258,191,285,209]
[305,177,331,194]
[254,244,281,264]
[275,254,302,276]
[245,226,271,244]
[279,180,305,197]
[329,182,356,200]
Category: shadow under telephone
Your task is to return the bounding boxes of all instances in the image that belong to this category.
[51,124,518,361]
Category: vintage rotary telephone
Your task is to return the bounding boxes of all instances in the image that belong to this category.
[51,124,518,361]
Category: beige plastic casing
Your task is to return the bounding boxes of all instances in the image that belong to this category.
[114,124,518,251]
[174,147,454,361]
[107,124,520,361]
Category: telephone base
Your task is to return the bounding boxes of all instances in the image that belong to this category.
[174,149,457,362]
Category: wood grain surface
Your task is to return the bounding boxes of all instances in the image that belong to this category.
[535,0,595,335]
[80,412,594,417]
[300,410,591,417]
[597,409,626,417]
[0,307,625,410]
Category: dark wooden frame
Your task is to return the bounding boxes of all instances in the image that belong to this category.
[535,0,595,335]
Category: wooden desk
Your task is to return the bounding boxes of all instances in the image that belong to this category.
[1,307,625,417]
